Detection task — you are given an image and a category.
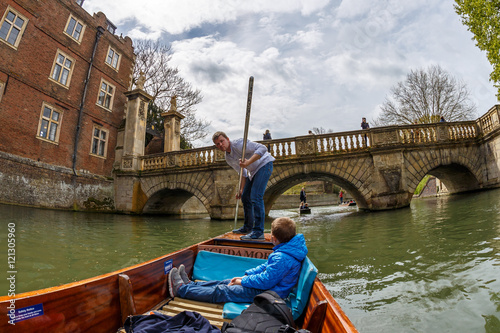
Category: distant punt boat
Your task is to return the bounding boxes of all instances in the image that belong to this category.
[299,207,311,214]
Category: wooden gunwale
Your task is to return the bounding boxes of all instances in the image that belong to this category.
[0,232,358,333]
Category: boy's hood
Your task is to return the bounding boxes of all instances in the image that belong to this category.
[274,233,308,261]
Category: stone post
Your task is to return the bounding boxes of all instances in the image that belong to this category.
[121,76,153,170]
[162,96,185,152]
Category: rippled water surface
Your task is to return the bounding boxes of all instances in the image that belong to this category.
[1,189,500,332]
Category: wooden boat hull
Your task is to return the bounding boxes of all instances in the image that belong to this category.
[0,233,357,333]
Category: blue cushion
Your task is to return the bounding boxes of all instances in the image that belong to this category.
[192,250,267,282]
[285,257,318,320]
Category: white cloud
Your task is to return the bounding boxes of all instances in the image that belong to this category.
[83,0,498,146]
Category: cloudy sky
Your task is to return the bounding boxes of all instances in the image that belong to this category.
[84,0,498,146]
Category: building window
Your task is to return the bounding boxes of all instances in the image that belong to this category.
[37,103,62,143]
[49,50,75,87]
[105,46,121,70]
[64,15,85,43]
[0,6,28,49]
[96,79,115,111]
[106,20,116,34]
[91,126,108,157]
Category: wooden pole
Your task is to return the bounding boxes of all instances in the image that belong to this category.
[234,76,254,229]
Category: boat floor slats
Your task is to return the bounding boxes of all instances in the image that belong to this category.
[161,304,223,318]
[168,297,224,310]
[160,297,231,328]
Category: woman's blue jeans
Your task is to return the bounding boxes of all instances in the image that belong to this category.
[177,279,264,303]
[241,162,273,236]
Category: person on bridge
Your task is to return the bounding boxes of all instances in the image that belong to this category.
[263,129,272,152]
[212,131,275,241]
[361,117,370,146]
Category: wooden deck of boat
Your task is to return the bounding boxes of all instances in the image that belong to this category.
[159,298,230,328]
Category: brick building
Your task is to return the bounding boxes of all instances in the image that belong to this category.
[0,0,135,210]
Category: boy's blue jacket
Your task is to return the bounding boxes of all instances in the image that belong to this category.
[241,233,308,298]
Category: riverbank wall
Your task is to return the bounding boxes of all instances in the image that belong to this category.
[272,193,338,209]
[0,151,114,211]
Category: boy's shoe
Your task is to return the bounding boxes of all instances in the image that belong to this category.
[240,232,265,241]
[168,268,184,297]
[178,264,191,284]
[232,227,251,234]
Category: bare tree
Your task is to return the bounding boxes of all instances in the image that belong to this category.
[133,40,209,145]
[312,127,333,134]
[375,65,477,126]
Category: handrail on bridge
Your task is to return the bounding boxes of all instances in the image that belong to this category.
[140,105,500,171]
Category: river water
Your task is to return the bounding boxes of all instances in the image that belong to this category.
[1,189,500,332]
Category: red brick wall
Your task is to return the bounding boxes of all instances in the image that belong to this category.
[0,0,134,177]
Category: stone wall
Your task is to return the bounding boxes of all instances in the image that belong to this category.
[0,151,114,211]
[270,193,339,209]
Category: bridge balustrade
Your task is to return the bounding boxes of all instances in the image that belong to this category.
[397,122,478,144]
[141,146,220,170]
[139,105,500,172]
[478,105,500,135]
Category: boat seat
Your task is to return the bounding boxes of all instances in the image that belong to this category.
[193,250,266,281]
[192,250,318,320]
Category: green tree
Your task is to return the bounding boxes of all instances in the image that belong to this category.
[454,0,500,99]
[375,65,476,126]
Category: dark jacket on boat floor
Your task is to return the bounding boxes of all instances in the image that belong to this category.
[124,310,221,333]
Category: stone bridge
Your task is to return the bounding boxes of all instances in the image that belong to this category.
[114,100,500,219]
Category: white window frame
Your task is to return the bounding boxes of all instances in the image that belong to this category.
[90,125,108,158]
[96,78,115,111]
[105,45,121,71]
[0,6,29,49]
[49,49,75,88]
[64,15,86,44]
[36,103,63,144]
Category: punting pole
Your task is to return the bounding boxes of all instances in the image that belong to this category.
[234,76,254,230]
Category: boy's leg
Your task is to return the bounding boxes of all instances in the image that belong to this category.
[177,280,230,303]
[247,162,273,237]
[178,279,264,303]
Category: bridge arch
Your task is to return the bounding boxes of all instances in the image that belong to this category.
[264,172,368,214]
[137,172,214,215]
[265,159,374,212]
[404,146,482,195]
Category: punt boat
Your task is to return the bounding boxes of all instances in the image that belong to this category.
[299,207,312,214]
[0,233,358,333]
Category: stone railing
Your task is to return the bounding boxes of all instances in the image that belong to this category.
[478,105,500,135]
[266,131,369,158]
[139,105,500,171]
[393,122,478,145]
[141,146,223,170]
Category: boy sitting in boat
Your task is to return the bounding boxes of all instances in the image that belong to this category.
[168,217,308,303]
